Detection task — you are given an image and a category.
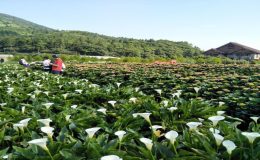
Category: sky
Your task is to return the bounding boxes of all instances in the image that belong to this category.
[0,0,260,50]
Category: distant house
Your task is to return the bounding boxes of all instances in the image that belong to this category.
[204,42,260,60]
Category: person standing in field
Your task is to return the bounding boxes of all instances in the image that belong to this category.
[51,54,63,74]
[42,56,51,72]
[19,57,30,67]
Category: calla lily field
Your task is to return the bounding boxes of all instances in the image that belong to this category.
[0,63,259,160]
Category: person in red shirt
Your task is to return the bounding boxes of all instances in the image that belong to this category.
[51,54,63,74]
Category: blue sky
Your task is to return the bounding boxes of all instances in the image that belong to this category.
[0,0,260,50]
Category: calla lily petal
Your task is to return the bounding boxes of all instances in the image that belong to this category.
[133,113,151,123]
[19,118,31,127]
[41,126,54,138]
[101,155,122,160]
[208,116,225,126]
[250,117,259,123]
[223,140,236,155]
[28,138,48,151]
[97,108,107,115]
[213,133,224,146]
[165,130,178,144]
[242,132,260,144]
[114,130,126,141]
[37,118,52,127]
[186,122,202,131]
[108,101,117,107]
[85,127,101,138]
[140,137,153,151]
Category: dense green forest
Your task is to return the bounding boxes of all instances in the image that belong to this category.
[0,13,202,58]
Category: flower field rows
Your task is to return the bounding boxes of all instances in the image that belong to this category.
[64,63,260,122]
[0,63,260,160]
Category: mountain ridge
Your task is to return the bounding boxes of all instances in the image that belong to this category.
[0,13,202,58]
[0,13,53,35]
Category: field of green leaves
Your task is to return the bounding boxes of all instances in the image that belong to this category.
[64,63,260,122]
[0,63,260,160]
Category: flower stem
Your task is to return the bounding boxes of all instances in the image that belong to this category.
[216,145,219,153]
[49,136,54,145]
[45,149,54,160]
[118,141,122,151]
[251,143,254,159]
[26,127,32,137]
[150,150,156,160]
[172,143,178,156]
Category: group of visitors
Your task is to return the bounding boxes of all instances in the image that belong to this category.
[19,54,65,75]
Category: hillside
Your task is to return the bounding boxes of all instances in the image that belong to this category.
[0,13,202,58]
[0,13,53,36]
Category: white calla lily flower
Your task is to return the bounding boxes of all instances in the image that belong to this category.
[19,118,31,127]
[13,123,25,131]
[162,100,169,107]
[198,118,204,122]
[114,130,126,141]
[186,122,202,131]
[34,89,41,95]
[71,105,78,109]
[28,138,48,151]
[43,91,49,96]
[0,103,7,107]
[165,130,178,145]
[89,84,99,88]
[168,107,178,112]
[85,127,101,138]
[7,87,14,94]
[75,89,83,94]
[101,155,122,160]
[108,101,117,107]
[218,102,225,106]
[65,115,71,121]
[140,137,153,151]
[42,103,54,109]
[21,106,25,114]
[217,111,225,115]
[213,133,224,146]
[37,118,52,127]
[250,117,259,123]
[194,87,201,93]
[62,93,68,99]
[177,90,182,93]
[172,91,181,98]
[27,93,36,99]
[97,108,107,115]
[208,116,225,126]
[129,97,137,103]
[41,126,54,138]
[155,89,162,95]
[223,140,236,155]
[2,155,8,159]
[133,113,151,124]
[241,132,260,144]
[116,83,122,88]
